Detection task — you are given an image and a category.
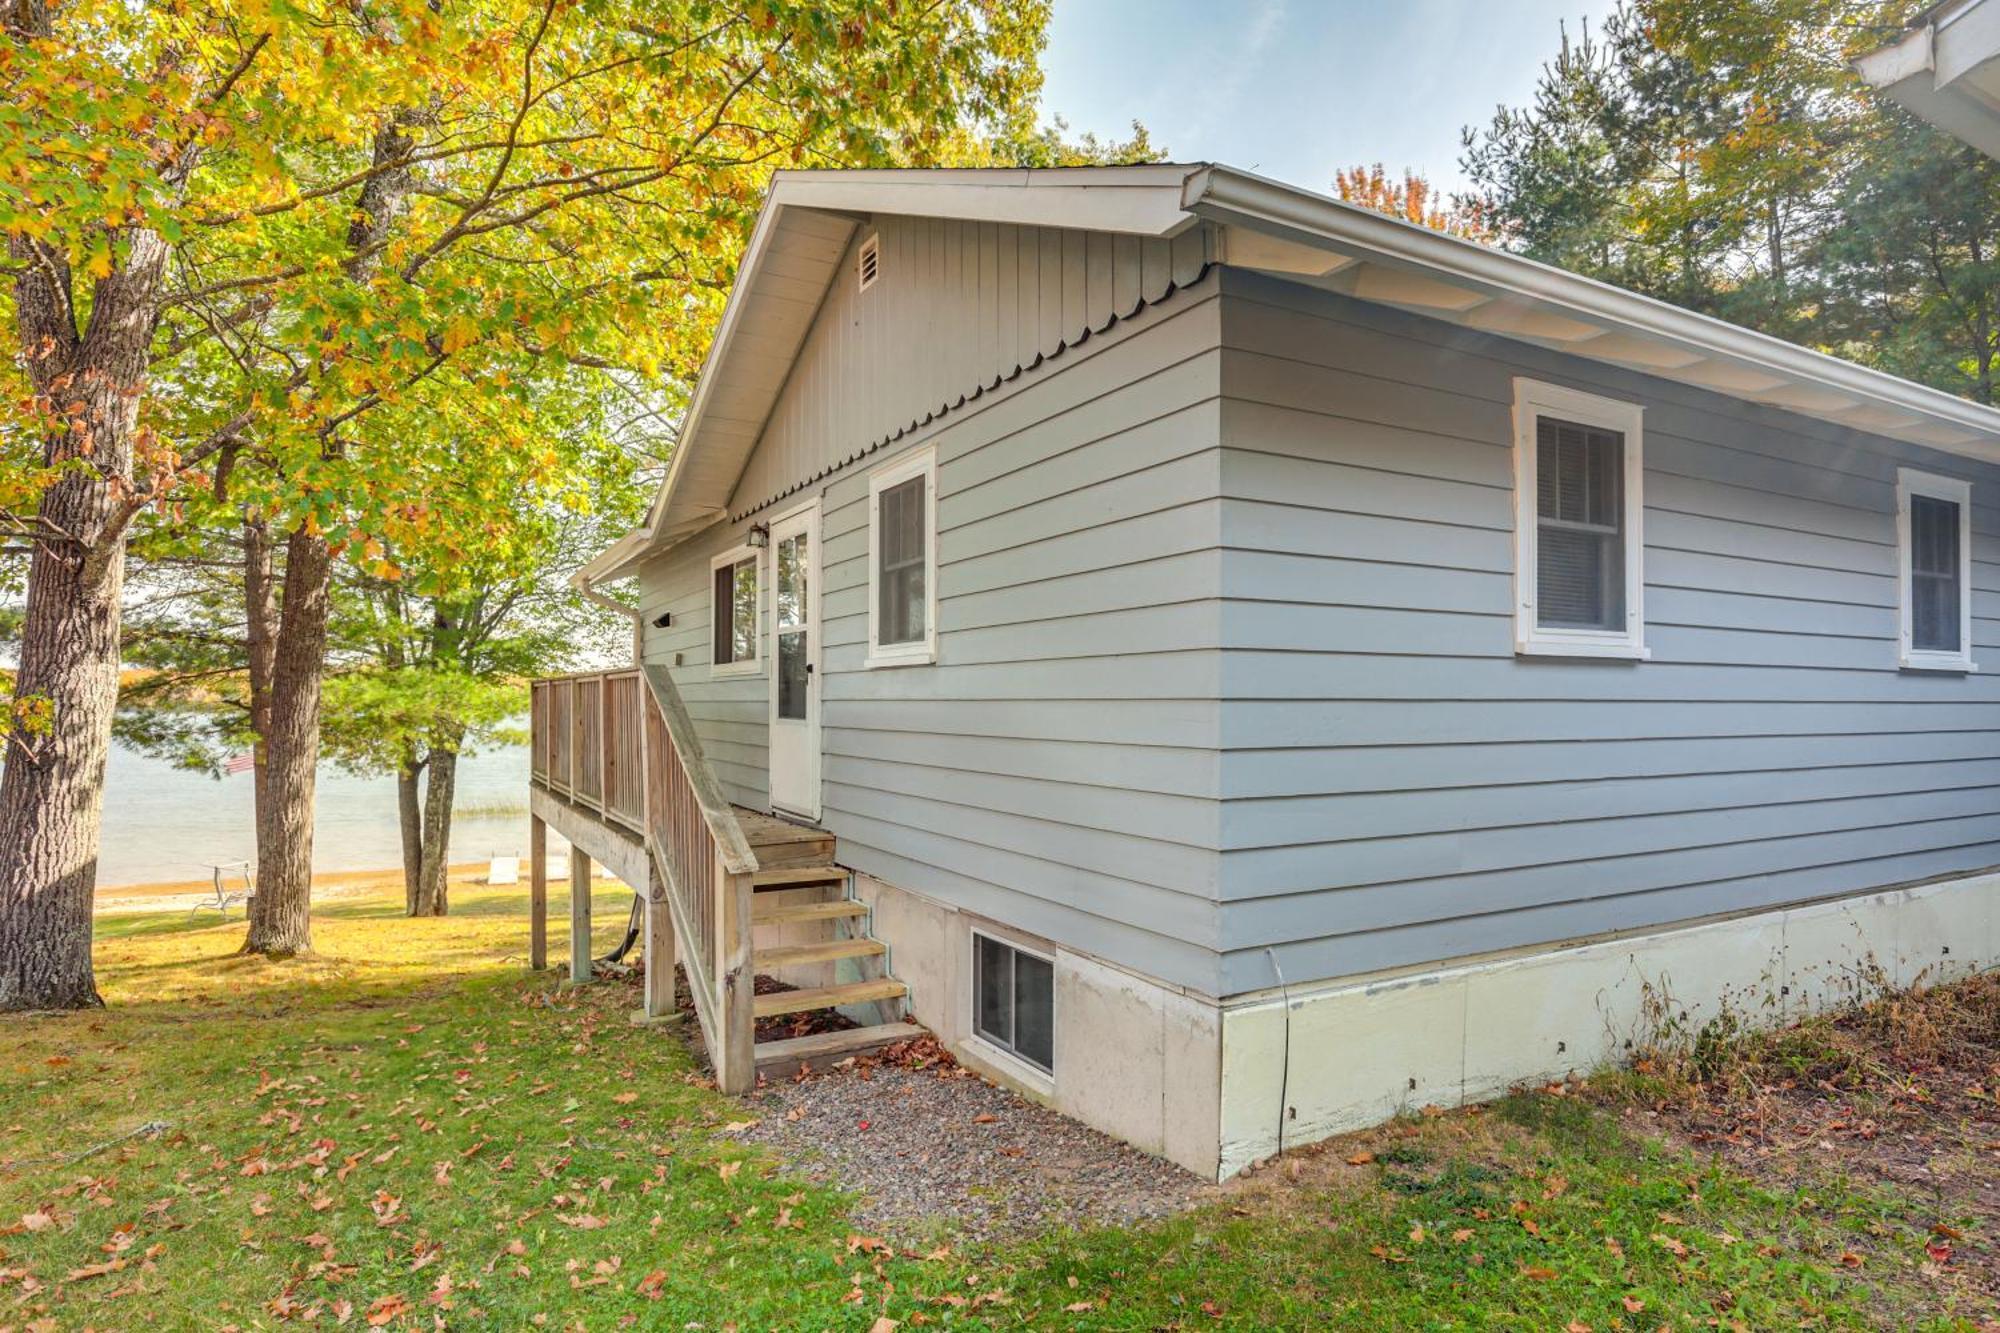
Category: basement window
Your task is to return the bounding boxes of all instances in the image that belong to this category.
[1898,468,1975,672]
[709,546,760,678]
[973,932,1053,1076]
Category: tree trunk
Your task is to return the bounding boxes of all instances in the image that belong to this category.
[244,520,277,871]
[0,533,121,1011]
[414,743,459,916]
[398,755,424,915]
[242,527,332,956]
[0,0,175,1007]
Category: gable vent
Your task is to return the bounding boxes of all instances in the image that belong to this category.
[857,233,880,293]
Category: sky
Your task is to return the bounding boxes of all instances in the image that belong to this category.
[1039,0,1618,198]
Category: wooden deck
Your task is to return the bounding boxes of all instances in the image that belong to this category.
[530,668,907,1089]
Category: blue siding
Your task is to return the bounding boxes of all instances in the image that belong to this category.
[1215,268,2000,993]
[641,270,1231,994]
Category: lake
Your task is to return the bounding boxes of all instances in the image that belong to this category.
[96,738,538,887]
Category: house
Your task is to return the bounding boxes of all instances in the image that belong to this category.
[529,164,2000,1181]
[1858,0,2000,158]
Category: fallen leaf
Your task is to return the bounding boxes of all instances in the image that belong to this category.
[1064,1301,1094,1312]
[1519,1265,1557,1280]
[364,1293,410,1327]
[1651,1233,1689,1258]
[1345,1151,1375,1166]
[1622,1295,1645,1314]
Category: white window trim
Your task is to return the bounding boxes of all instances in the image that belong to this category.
[967,927,1055,1087]
[1511,377,1650,660]
[865,445,939,668]
[1896,467,1977,673]
[708,544,763,679]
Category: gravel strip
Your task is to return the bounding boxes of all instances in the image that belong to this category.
[732,1059,1215,1244]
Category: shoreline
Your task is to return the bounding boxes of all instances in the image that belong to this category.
[94,862,497,914]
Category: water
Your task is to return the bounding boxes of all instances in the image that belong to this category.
[96,739,537,887]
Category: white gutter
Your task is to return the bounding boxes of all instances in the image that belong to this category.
[1180,164,2000,449]
[570,570,643,663]
[1856,1,2000,162]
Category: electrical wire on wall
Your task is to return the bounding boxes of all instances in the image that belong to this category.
[1265,946,1292,1158]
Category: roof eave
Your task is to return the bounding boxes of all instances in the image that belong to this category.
[1183,164,2000,456]
[1857,2,2000,159]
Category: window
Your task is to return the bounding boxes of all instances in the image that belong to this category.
[867,446,937,667]
[1897,468,1975,672]
[973,932,1053,1076]
[1512,378,1648,659]
[709,546,760,677]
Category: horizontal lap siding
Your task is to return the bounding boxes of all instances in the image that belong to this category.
[640,271,1231,994]
[1216,268,2000,993]
[819,291,1228,992]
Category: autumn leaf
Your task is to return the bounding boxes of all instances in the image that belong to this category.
[1519,1265,1558,1280]
[1345,1150,1375,1166]
[364,1293,410,1326]
[1651,1233,1689,1258]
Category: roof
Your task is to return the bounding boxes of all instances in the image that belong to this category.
[580,162,2000,586]
[1857,0,2000,158]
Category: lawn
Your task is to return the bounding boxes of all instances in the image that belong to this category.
[0,879,1988,1330]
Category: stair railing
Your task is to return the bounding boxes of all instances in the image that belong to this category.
[530,666,761,1092]
[638,663,761,1092]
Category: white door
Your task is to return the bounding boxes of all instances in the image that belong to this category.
[767,501,821,819]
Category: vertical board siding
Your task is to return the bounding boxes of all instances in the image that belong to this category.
[1215,268,2000,993]
[729,214,1213,518]
[640,272,1233,994]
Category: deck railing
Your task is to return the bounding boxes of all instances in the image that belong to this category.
[529,666,760,1091]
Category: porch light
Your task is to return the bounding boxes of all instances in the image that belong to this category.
[746,522,770,549]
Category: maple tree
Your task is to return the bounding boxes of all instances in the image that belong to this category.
[1334,163,1492,242]
[0,0,1050,1005]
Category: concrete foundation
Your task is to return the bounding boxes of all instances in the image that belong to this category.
[1217,870,1998,1177]
[855,872,1224,1178]
[860,866,1997,1183]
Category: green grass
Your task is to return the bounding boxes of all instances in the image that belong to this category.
[0,883,1982,1329]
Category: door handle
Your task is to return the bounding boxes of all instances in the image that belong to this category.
[805,663,814,674]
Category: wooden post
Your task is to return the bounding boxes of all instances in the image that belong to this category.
[644,865,676,1018]
[529,814,547,970]
[570,845,593,984]
[715,860,757,1092]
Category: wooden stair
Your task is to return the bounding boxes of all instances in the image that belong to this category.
[754,1021,925,1077]
[755,937,884,968]
[729,807,914,1078]
[754,977,906,1019]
